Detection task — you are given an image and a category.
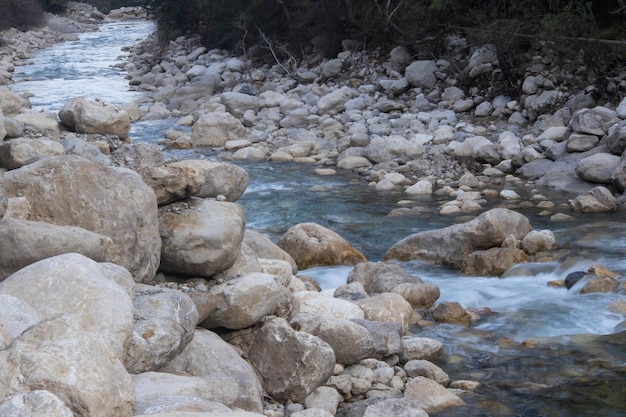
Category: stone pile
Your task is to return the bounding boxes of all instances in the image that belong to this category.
[0,4,625,417]
[119,29,626,222]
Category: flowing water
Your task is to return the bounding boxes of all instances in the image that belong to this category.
[10,19,626,417]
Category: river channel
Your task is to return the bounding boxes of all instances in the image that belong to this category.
[10,18,626,417]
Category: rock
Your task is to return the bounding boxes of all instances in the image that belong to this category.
[431,302,472,326]
[384,208,532,270]
[338,155,373,170]
[125,285,198,373]
[405,180,432,195]
[390,46,412,72]
[304,386,343,415]
[61,136,112,166]
[617,96,626,119]
[468,44,497,77]
[400,336,443,362]
[570,107,615,136]
[0,294,40,341]
[537,126,569,142]
[362,398,428,417]
[160,328,264,413]
[364,135,423,163]
[132,372,232,415]
[605,120,626,155]
[317,86,353,115]
[0,316,134,417]
[201,273,286,330]
[404,360,450,386]
[580,275,618,294]
[291,312,376,365]
[521,230,557,255]
[0,390,73,417]
[246,317,336,402]
[159,199,245,277]
[0,86,30,116]
[403,377,465,414]
[0,217,116,281]
[244,229,298,274]
[221,91,259,118]
[0,155,160,282]
[351,319,403,358]
[391,282,440,309]
[0,138,62,170]
[110,143,165,170]
[569,186,617,213]
[278,222,366,269]
[462,247,530,276]
[322,58,343,78]
[575,153,621,184]
[567,133,600,152]
[347,261,424,294]
[356,293,413,333]
[0,253,134,360]
[293,291,365,320]
[59,96,130,139]
[405,60,438,88]
[13,111,60,140]
[191,111,247,147]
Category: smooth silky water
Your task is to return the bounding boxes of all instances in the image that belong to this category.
[9,19,626,417]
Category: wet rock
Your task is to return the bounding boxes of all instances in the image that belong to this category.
[569,186,617,213]
[403,377,465,414]
[521,230,557,255]
[190,111,247,147]
[462,247,530,276]
[431,301,472,326]
[278,222,366,269]
[384,208,532,270]
[580,275,618,294]
[347,261,424,294]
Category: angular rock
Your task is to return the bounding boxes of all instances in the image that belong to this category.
[351,319,403,358]
[569,186,617,213]
[316,86,353,115]
[605,120,626,155]
[278,222,366,269]
[291,312,376,365]
[201,273,286,330]
[0,155,161,282]
[0,253,134,360]
[191,111,247,147]
[403,377,465,414]
[0,216,117,280]
[160,328,264,413]
[566,133,600,152]
[356,293,413,334]
[14,111,60,140]
[125,285,198,373]
[347,261,424,294]
[159,199,245,277]
[246,317,335,402]
[244,229,298,274]
[0,390,73,417]
[384,208,532,269]
[405,60,438,88]
[0,316,135,417]
[59,96,131,139]
[132,372,232,415]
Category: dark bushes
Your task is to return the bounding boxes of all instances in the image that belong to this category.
[0,0,46,30]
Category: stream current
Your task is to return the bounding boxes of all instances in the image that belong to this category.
[10,18,626,417]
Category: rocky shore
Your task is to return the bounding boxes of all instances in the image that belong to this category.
[0,2,625,417]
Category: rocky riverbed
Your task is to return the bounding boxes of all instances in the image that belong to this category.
[0,2,625,417]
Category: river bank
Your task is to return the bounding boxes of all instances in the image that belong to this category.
[0,3,625,417]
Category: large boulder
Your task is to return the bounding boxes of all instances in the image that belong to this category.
[159,328,264,413]
[200,273,288,330]
[384,208,532,270]
[575,153,621,184]
[0,253,134,360]
[0,156,160,282]
[244,229,298,274]
[0,217,115,281]
[190,111,247,147]
[13,111,60,140]
[245,317,336,402]
[0,138,65,170]
[347,261,424,294]
[125,285,198,374]
[278,222,366,269]
[132,372,233,415]
[0,316,135,417]
[159,199,245,277]
[59,96,131,139]
[167,159,249,201]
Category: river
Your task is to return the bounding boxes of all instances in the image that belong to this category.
[10,18,626,417]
